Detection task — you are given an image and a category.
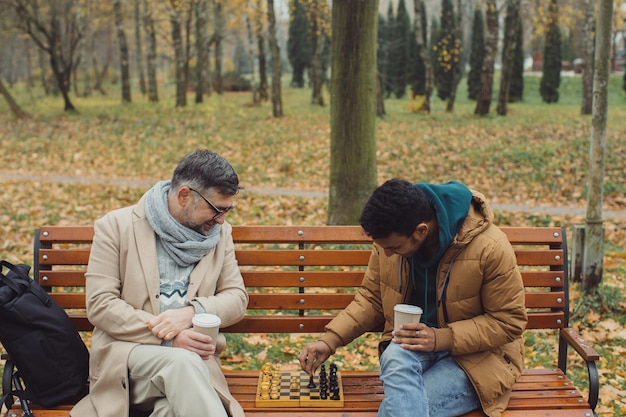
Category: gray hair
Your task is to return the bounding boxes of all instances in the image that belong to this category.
[170,149,241,196]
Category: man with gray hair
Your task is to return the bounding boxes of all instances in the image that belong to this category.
[72,149,248,417]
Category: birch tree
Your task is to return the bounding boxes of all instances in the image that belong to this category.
[583,0,613,291]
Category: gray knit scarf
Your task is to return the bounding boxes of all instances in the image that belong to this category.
[145,181,221,267]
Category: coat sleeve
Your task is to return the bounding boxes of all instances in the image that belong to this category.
[320,246,386,352]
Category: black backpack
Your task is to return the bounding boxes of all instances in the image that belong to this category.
[0,260,89,414]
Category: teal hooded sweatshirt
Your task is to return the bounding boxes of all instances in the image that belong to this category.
[409,181,472,327]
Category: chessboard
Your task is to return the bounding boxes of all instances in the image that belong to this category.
[255,363,344,408]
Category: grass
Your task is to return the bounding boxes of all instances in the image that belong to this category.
[1,72,625,415]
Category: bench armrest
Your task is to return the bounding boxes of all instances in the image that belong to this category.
[560,327,600,410]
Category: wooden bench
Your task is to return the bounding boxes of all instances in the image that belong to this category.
[2,225,600,417]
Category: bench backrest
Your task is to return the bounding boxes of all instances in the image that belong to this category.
[34,225,569,335]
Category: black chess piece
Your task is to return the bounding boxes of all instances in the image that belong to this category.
[307,375,316,389]
[319,365,328,386]
[331,386,340,400]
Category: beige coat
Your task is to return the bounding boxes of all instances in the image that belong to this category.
[320,191,527,417]
[71,195,248,417]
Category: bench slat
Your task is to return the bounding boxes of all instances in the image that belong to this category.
[37,270,86,287]
[242,271,365,287]
[231,226,370,243]
[235,250,371,266]
[519,271,565,288]
[523,291,566,308]
[37,226,565,245]
[499,227,563,245]
[247,293,355,310]
[38,249,90,266]
[49,293,86,309]
[36,271,567,291]
[222,316,337,333]
[39,226,94,243]
[525,312,564,329]
[514,250,564,266]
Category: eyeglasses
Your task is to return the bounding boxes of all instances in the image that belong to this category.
[188,187,235,220]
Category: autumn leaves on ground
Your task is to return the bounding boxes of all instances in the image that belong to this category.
[1,77,625,415]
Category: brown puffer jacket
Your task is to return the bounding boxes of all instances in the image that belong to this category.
[320,191,527,417]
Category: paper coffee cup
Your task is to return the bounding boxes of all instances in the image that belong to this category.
[393,304,423,331]
[192,313,221,345]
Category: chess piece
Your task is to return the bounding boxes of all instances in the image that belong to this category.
[307,375,316,389]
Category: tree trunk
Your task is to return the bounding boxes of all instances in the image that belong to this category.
[266,0,283,117]
[413,0,432,112]
[114,0,131,103]
[583,0,613,291]
[446,0,463,112]
[53,64,76,111]
[310,24,325,106]
[134,0,146,95]
[183,7,192,95]
[376,73,385,116]
[213,0,224,95]
[75,0,92,97]
[0,77,29,119]
[195,0,208,103]
[246,15,260,105]
[143,0,159,102]
[170,7,187,107]
[255,0,269,102]
[581,0,594,115]
[474,0,498,116]
[12,1,79,111]
[328,0,379,225]
[496,0,520,116]
[38,47,51,95]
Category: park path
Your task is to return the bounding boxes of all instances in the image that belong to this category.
[1,172,625,220]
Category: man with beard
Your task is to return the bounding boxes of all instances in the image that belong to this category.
[299,179,526,417]
[72,149,249,417]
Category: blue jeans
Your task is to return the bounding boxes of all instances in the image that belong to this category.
[377,342,480,417]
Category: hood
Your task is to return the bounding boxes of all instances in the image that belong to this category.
[413,181,472,267]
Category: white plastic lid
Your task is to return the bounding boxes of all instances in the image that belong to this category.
[393,304,423,314]
[192,313,221,328]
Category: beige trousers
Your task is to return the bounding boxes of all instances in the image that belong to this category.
[128,345,228,417]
